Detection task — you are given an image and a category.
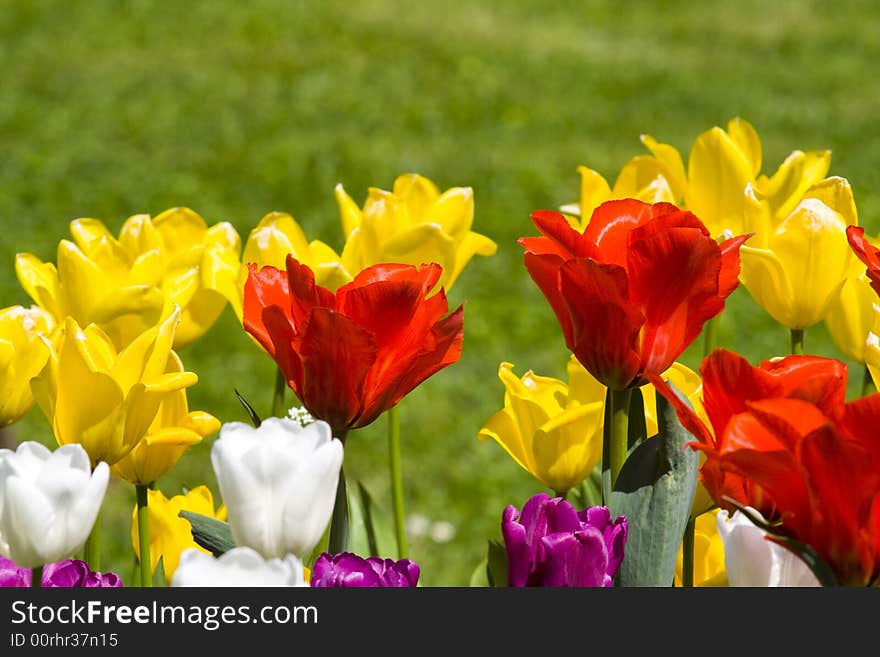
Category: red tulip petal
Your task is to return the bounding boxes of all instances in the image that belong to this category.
[559,258,643,389]
[298,307,377,432]
[521,210,593,259]
[348,261,442,290]
[581,199,657,269]
[260,304,303,400]
[522,252,574,346]
[717,233,751,298]
[761,355,848,419]
[285,255,336,329]
[842,393,880,463]
[243,263,292,351]
[627,226,725,375]
[740,398,833,452]
[847,225,880,296]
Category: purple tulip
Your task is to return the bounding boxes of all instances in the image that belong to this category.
[502,493,628,587]
[310,552,420,587]
[0,557,122,587]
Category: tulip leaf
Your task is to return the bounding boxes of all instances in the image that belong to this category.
[469,558,490,587]
[153,556,167,587]
[348,480,395,558]
[609,382,699,587]
[486,538,508,587]
[180,510,236,557]
[722,498,840,587]
[601,387,648,505]
[233,388,262,427]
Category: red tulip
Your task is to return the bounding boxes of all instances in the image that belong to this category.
[847,225,880,298]
[519,199,749,389]
[243,256,464,432]
[650,349,880,585]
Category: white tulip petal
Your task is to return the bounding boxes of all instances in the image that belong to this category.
[172,547,307,587]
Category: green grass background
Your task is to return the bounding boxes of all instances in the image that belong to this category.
[2,0,879,585]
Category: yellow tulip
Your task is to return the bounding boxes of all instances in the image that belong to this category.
[15,208,241,349]
[227,212,352,319]
[131,485,226,581]
[111,355,220,485]
[739,176,860,330]
[335,173,497,292]
[0,306,55,427]
[477,356,605,495]
[30,308,197,468]
[825,273,879,363]
[563,118,830,239]
[674,509,726,586]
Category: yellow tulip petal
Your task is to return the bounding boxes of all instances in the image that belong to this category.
[69,218,130,278]
[533,400,604,493]
[119,214,161,259]
[200,245,241,312]
[175,290,226,348]
[88,284,166,329]
[446,231,497,291]
[758,150,832,221]
[152,207,209,253]
[803,176,857,227]
[575,165,613,223]
[565,355,605,405]
[726,117,762,177]
[310,239,352,292]
[427,187,474,239]
[243,212,312,269]
[204,221,242,254]
[381,223,458,281]
[14,254,62,318]
[739,246,798,328]
[335,183,364,238]
[144,427,205,447]
[825,275,876,363]
[392,173,440,219]
[128,249,164,287]
[612,155,670,198]
[478,406,531,474]
[640,134,687,200]
[178,410,221,437]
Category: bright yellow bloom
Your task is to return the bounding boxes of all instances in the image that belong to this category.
[111,359,220,485]
[0,306,55,427]
[564,118,830,239]
[131,485,226,581]
[826,273,879,364]
[739,176,860,330]
[15,208,241,349]
[674,509,726,586]
[477,356,605,494]
[30,309,197,468]
[227,212,352,319]
[336,173,497,292]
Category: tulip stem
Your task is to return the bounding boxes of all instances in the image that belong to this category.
[790,329,805,355]
[682,516,695,588]
[136,485,152,588]
[609,388,633,490]
[388,406,409,559]
[31,565,42,588]
[328,437,349,554]
[271,367,286,417]
[863,364,876,397]
[84,509,101,571]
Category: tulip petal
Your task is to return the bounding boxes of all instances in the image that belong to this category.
[152,207,209,252]
[14,254,62,318]
[726,117,762,178]
[426,186,473,239]
[640,135,687,200]
[334,183,364,238]
[243,263,292,352]
[759,150,832,220]
[581,199,658,269]
[574,166,612,222]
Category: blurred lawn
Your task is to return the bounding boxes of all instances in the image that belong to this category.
[2,0,880,585]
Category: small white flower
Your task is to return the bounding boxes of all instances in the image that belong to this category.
[0,442,109,568]
[287,406,315,427]
[717,508,819,587]
[172,547,307,587]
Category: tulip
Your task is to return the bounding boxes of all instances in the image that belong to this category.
[825,273,878,364]
[847,225,880,298]
[335,173,497,292]
[111,372,220,486]
[130,485,226,581]
[172,547,307,587]
[502,493,627,587]
[650,349,880,585]
[716,509,819,587]
[0,442,108,568]
[30,308,197,467]
[243,256,463,432]
[674,510,726,586]
[310,552,420,587]
[477,355,604,495]
[15,208,241,349]
[0,305,54,427]
[739,177,860,330]
[519,199,748,390]
[0,556,121,587]
[211,418,343,559]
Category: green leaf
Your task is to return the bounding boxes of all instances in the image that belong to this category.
[153,556,167,587]
[723,498,840,587]
[609,382,699,587]
[233,388,262,427]
[469,558,490,587]
[348,480,395,558]
[486,539,508,587]
[180,510,236,557]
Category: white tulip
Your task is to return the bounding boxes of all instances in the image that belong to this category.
[211,417,343,559]
[0,442,108,568]
[717,508,820,587]
[171,547,307,587]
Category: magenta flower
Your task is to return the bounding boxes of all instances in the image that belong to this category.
[310,552,420,587]
[0,557,122,587]
[502,493,628,587]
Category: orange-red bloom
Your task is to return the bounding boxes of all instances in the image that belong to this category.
[847,225,880,298]
[243,256,463,432]
[519,199,749,389]
[650,349,880,586]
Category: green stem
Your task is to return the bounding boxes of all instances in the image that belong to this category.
[609,388,633,489]
[388,406,408,559]
[682,516,695,588]
[702,316,717,357]
[328,430,350,555]
[790,328,805,355]
[136,484,152,588]
[271,366,286,418]
[863,364,876,397]
[31,565,43,588]
[84,508,101,571]
[553,489,569,501]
